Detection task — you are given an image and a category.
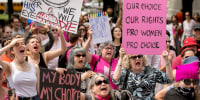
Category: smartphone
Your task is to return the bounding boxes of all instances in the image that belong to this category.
[8,89,16,100]
[35,22,43,27]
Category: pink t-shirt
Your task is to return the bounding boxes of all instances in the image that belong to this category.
[172,55,182,70]
[90,54,118,89]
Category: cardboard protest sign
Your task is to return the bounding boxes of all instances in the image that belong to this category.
[123,0,166,54]
[40,68,81,100]
[89,12,112,44]
[21,0,83,33]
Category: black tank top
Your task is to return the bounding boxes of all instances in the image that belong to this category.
[26,53,48,68]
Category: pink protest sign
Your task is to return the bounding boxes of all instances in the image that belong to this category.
[122,0,167,55]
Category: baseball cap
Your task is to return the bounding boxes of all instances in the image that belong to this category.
[180,37,198,51]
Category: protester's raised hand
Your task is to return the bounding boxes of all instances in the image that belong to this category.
[10,38,24,47]
[162,50,169,62]
[56,68,67,74]
[119,48,126,59]
[57,27,64,35]
[43,25,49,32]
[81,70,96,81]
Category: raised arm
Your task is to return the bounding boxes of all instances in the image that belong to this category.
[113,48,126,82]
[43,25,54,52]
[83,29,93,63]
[115,0,122,28]
[162,51,173,81]
[44,28,67,63]
[0,38,24,77]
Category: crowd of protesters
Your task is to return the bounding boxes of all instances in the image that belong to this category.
[0,0,200,100]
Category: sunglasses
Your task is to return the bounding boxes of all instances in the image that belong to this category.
[194,29,200,32]
[166,40,171,43]
[79,29,86,31]
[130,55,143,60]
[104,47,113,50]
[51,29,58,32]
[183,79,199,85]
[95,79,109,86]
[75,54,86,57]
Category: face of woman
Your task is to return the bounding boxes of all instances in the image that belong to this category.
[3,27,12,37]
[185,12,191,19]
[13,40,26,57]
[113,28,122,39]
[129,55,144,72]
[194,14,199,20]
[27,38,41,53]
[78,26,86,37]
[92,76,110,98]
[73,52,86,69]
[179,79,198,88]
[182,50,195,61]
[51,28,58,38]
[101,45,114,60]
[171,16,177,22]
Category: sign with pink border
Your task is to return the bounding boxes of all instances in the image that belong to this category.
[122,0,167,55]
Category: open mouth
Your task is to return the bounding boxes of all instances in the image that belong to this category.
[106,53,112,55]
[136,62,141,66]
[34,46,38,50]
[101,87,107,91]
[79,60,83,64]
[20,50,25,53]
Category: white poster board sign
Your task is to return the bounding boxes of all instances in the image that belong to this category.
[21,0,83,33]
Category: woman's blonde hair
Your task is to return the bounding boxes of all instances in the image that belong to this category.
[87,73,115,100]
[122,55,147,69]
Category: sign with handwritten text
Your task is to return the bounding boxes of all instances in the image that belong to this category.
[21,0,82,33]
[89,12,112,44]
[39,68,81,100]
[123,0,166,54]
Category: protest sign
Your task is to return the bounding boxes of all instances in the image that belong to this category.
[40,68,81,100]
[123,0,166,54]
[21,0,83,33]
[89,12,112,44]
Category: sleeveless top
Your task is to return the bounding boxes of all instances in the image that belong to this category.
[26,53,47,68]
[7,62,37,97]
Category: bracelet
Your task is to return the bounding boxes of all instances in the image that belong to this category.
[165,63,170,66]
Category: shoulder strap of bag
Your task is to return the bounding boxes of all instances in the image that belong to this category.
[123,69,130,89]
[93,56,101,71]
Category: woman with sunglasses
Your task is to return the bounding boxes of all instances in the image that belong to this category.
[0,38,40,100]
[67,47,96,93]
[112,48,173,99]
[84,29,119,90]
[83,73,115,100]
[164,62,199,100]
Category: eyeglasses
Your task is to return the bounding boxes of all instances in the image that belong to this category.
[183,79,199,85]
[6,32,12,33]
[166,40,171,43]
[75,54,86,57]
[130,55,143,60]
[79,29,85,31]
[104,47,113,50]
[194,29,200,32]
[95,79,109,86]
[51,29,58,32]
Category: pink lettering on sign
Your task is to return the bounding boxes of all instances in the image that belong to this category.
[123,0,166,55]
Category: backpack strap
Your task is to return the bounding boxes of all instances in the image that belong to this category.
[93,56,101,71]
[123,69,130,89]
[58,46,73,68]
